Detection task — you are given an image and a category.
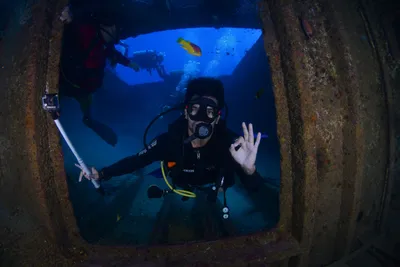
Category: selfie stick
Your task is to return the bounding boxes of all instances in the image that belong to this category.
[54,120,101,189]
[41,94,104,194]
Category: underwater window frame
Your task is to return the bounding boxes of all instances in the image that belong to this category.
[39,1,303,266]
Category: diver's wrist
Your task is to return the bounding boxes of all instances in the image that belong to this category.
[243,165,256,175]
[98,169,107,181]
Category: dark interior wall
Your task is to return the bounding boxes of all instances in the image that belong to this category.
[227,36,276,137]
[376,0,400,251]
[94,73,181,134]
[393,18,400,53]
[116,0,260,38]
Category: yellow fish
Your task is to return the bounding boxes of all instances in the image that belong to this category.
[116,214,121,222]
[177,37,202,56]
[255,88,265,99]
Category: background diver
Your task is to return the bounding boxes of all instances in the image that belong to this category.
[129,50,168,79]
[77,78,266,210]
[59,4,140,146]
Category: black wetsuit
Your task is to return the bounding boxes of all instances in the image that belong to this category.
[99,118,265,193]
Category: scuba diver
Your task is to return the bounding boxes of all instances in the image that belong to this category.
[129,50,167,79]
[77,78,265,214]
[59,4,140,146]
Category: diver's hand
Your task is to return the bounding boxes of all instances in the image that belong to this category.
[229,123,261,175]
[74,164,100,182]
[128,62,140,72]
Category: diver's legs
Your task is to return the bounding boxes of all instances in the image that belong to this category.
[77,93,118,146]
[190,192,222,240]
[76,94,93,121]
[156,65,167,80]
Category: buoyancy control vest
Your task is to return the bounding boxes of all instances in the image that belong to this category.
[165,116,236,191]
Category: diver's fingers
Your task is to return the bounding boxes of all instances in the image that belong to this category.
[91,167,99,180]
[75,163,82,170]
[79,171,83,182]
[248,123,254,144]
[242,122,249,141]
[230,139,244,154]
[229,143,236,154]
[232,136,245,148]
[254,132,261,149]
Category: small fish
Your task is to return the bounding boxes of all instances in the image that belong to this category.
[254,88,265,99]
[300,18,313,39]
[177,37,202,56]
[116,214,121,222]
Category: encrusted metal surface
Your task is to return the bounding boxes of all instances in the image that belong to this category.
[0,0,396,266]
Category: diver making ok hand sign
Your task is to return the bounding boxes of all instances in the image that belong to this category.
[229,122,261,176]
[76,78,266,206]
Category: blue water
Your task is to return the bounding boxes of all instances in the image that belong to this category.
[60,27,280,245]
[113,28,261,85]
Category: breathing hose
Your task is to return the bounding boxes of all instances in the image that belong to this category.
[160,161,196,198]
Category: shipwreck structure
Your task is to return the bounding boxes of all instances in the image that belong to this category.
[0,0,399,266]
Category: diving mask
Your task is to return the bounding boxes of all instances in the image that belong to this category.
[184,97,220,144]
[187,97,220,124]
